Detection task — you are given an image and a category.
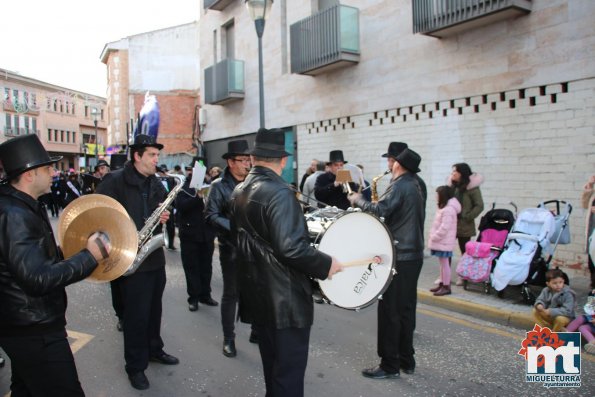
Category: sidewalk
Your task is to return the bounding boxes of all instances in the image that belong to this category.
[416,254,592,330]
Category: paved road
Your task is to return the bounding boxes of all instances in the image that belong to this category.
[1,246,593,396]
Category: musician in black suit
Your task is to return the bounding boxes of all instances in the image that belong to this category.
[314,150,357,210]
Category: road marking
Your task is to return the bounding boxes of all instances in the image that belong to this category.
[67,330,94,354]
[419,307,595,363]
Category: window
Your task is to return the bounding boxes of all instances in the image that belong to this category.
[24,92,29,107]
[5,114,11,128]
[31,93,37,107]
[72,131,76,143]
[53,100,57,111]
[60,130,64,142]
[32,118,37,133]
[85,105,89,117]
[4,88,9,102]
[72,103,75,115]
[14,115,19,131]
[24,117,29,133]
[48,129,52,141]
[223,21,235,60]
[66,131,70,142]
[12,89,18,103]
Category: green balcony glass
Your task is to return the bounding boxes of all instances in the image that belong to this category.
[204,59,245,105]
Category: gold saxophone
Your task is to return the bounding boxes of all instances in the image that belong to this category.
[371,170,390,202]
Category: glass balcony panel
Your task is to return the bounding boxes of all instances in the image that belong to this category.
[204,58,245,105]
[340,6,359,53]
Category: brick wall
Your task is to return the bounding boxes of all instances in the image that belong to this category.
[297,77,595,273]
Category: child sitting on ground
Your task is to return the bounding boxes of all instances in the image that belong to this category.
[532,269,576,332]
[566,295,595,354]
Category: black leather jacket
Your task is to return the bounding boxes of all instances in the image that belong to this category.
[0,185,97,336]
[96,163,167,272]
[354,172,427,262]
[205,167,241,247]
[230,166,332,329]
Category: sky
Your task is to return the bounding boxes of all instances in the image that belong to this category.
[1,0,199,97]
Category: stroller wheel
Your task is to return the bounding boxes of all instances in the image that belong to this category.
[521,285,536,305]
[463,280,468,290]
[484,282,490,294]
[497,290,505,299]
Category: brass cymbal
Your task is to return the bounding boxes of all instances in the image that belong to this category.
[58,194,128,243]
[61,206,138,283]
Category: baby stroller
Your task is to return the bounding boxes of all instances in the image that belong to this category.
[491,200,572,304]
[457,203,516,294]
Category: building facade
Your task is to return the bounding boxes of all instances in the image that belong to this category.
[101,22,201,169]
[199,0,595,270]
[1,68,107,172]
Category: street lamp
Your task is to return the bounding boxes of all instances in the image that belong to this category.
[245,0,273,129]
[91,107,100,166]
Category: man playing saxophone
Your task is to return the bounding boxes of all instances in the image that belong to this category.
[96,134,179,391]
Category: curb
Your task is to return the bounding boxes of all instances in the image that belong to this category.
[417,289,534,330]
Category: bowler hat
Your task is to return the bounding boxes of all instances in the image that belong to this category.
[395,148,421,173]
[110,154,127,170]
[129,134,164,150]
[222,140,250,159]
[0,134,62,182]
[251,128,290,158]
[94,159,110,172]
[328,150,347,164]
[381,142,408,158]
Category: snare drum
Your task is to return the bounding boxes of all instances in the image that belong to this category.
[309,210,395,310]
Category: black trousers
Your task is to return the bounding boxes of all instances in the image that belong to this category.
[254,325,310,397]
[165,218,176,249]
[219,246,238,340]
[378,258,423,373]
[117,267,167,374]
[0,329,85,397]
[180,238,215,304]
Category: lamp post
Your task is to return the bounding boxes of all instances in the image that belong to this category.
[91,107,99,167]
[245,0,273,129]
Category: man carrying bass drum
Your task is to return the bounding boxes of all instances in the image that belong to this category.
[348,142,427,379]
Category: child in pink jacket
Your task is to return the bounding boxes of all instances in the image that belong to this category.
[428,186,461,296]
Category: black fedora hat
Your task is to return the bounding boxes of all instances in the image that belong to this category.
[328,150,347,164]
[129,134,164,150]
[0,134,62,182]
[382,142,408,158]
[110,154,127,170]
[222,139,250,159]
[94,159,110,172]
[251,128,291,158]
[395,148,422,173]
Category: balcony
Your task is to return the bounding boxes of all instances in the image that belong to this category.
[204,0,235,11]
[2,99,40,115]
[290,5,360,76]
[4,127,38,137]
[412,0,532,38]
[204,59,245,105]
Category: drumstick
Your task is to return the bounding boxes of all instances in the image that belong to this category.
[342,256,382,268]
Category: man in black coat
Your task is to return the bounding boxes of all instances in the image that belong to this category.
[314,150,357,210]
[0,134,109,396]
[230,128,342,397]
[205,139,254,358]
[96,134,179,391]
[348,145,427,379]
[175,158,217,311]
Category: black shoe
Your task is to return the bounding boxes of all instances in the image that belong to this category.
[167,246,176,251]
[116,320,123,332]
[361,365,400,379]
[188,302,199,312]
[314,296,325,304]
[223,340,236,358]
[249,331,259,344]
[128,371,149,390]
[198,297,219,306]
[400,366,415,375]
[149,352,179,365]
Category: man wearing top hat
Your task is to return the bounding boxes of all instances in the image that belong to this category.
[176,157,217,312]
[96,134,179,390]
[205,139,256,357]
[230,128,343,397]
[0,134,110,396]
[348,144,427,380]
[314,150,357,210]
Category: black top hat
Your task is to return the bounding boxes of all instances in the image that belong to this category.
[94,159,110,172]
[0,134,62,182]
[110,154,127,170]
[382,142,408,158]
[129,134,164,150]
[328,150,347,164]
[222,140,250,159]
[186,156,206,170]
[395,148,422,173]
[251,128,291,158]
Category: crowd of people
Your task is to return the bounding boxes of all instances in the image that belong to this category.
[0,130,593,396]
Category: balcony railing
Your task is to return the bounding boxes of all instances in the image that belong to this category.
[413,0,532,38]
[204,0,235,11]
[4,127,38,137]
[2,100,40,115]
[204,59,245,105]
[290,5,360,76]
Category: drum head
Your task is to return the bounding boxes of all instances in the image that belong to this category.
[317,211,394,310]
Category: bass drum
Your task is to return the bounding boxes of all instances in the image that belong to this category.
[311,211,395,310]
